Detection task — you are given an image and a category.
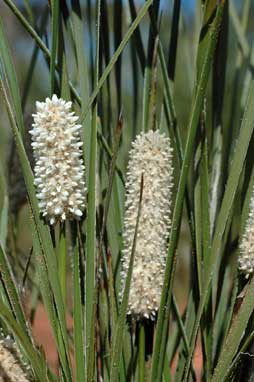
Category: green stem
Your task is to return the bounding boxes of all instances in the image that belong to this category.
[50,0,59,96]
[57,224,67,308]
[142,67,152,132]
[139,323,146,382]
[86,1,100,380]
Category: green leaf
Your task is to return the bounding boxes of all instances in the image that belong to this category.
[0,242,29,339]
[0,161,8,251]
[171,295,196,381]
[0,18,24,137]
[73,240,85,382]
[70,0,91,181]
[50,0,59,95]
[99,116,123,258]
[86,2,100,381]
[22,5,49,110]
[0,300,48,381]
[58,12,71,102]
[212,277,254,382]
[0,196,8,251]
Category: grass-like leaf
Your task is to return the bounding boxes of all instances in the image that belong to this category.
[86,2,100,380]
[70,0,91,179]
[73,240,85,382]
[212,277,254,382]
[0,162,8,251]
[0,300,49,381]
[0,18,24,137]
[50,0,59,95]
[0,242,30,339]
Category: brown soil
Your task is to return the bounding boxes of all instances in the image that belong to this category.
[31,303,73,375]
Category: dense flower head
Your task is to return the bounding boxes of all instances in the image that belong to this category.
[0,336,31,381]
[120,130,174,320]
[30,94,86,224]
[239,190,254,278]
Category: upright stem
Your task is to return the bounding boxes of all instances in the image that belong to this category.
[139,323,146,382]
[57,223,67,308]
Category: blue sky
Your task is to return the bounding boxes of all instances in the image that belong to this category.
[182,0,196,12]
[161,0,196,15]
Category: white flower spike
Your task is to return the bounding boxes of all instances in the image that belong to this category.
[121,130,174,320]
[239,190,254,278]
[30,94,86,224]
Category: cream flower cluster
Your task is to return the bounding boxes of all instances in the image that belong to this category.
[0,337,31,381]
[239,190,254,278]
[30,95,86,224]
[121,130,173,320]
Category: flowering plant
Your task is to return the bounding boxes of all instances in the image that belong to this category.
[0,1,254,382]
